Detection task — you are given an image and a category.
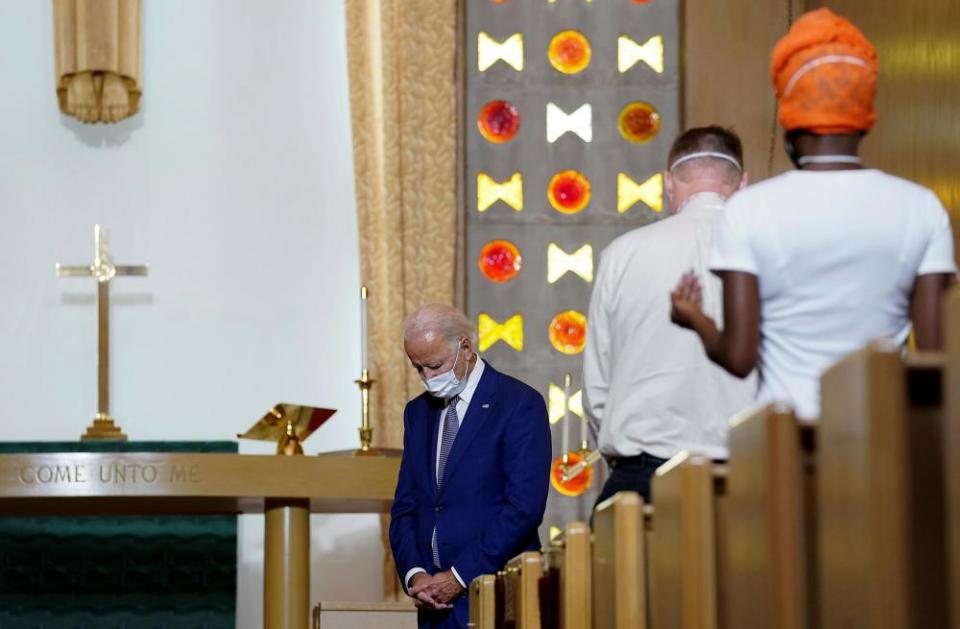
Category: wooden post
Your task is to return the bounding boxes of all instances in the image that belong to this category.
[944,287,960,629]
[650,453,720,629]
[265,498,310,629]
[592,491,647,629]
[818,344,948,629]
[560,521,591,629]
[505,551,542,629]
[468,575,496,629]
[722,405,815,629]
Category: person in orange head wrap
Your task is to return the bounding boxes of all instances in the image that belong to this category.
[669,8,956,421]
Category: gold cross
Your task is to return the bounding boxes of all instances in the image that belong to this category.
[56,225,149,440]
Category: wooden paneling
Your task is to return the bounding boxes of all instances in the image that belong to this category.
[683,0,807,180]
[821,0,960,265]
[946,288,960,629]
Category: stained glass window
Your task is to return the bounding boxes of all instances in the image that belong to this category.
[618,172,663,213]
[618,34,664,74]
[618,101,661,143]
[546,103,592,143]
[478,32,524,72]
[548,31,592,74]
[548,310,587,354]
[478,313,524,352]
[547,170,591,214]
[478,100,520,143]
[477,172,523,212]
[478,240,522,283]
[547,243,593,283]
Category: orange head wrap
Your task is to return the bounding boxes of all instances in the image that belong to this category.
[771,8,879,134]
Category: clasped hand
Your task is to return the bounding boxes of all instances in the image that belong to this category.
[408,571,463,611]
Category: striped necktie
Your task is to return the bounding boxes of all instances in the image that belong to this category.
[437,395,460,489]
[433,396,459,568]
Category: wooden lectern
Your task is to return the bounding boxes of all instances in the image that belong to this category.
[0,452,399,629]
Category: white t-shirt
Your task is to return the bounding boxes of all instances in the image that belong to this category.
[710,169,957,420]
[584,192,755,460]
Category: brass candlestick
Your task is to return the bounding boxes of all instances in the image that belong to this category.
[355,369,378,455]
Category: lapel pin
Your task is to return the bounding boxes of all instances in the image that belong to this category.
[481,404,490,409]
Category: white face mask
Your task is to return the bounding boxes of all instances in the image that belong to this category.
[423,342,469,400]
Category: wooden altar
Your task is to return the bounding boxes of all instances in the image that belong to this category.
[0,452,400,629]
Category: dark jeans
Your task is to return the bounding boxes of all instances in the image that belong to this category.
[592,452,670,512]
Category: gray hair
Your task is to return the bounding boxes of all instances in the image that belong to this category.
[403,304,478,348]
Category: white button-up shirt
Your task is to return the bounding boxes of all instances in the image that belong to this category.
[583,192,755,460]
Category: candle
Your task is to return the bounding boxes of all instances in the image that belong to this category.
[562,373,571,455]
[360,285,368,373]
[579,378,586,449]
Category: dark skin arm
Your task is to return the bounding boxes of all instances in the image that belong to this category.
[671,270,760,378]
[910,273,954,351]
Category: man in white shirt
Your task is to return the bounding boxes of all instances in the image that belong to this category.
[583,127,755,506]
[670,9,957,420]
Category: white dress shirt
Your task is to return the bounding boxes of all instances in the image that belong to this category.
[404,358,486,590]
[583,192,755,460]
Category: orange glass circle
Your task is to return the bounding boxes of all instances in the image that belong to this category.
[550,451,594,497]
[549,310,587,354]
[548,30,592,74]
[547,170,591,214]
[618,101,661,143]
[478,100,520,143]
[478,240,522,283]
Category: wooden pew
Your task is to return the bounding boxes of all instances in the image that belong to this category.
[650,452,724,629]
[540,521,591,629]
[818,343,948,629]
[945,287,960,629]
[721,404,817,629]
[592,491,649,629]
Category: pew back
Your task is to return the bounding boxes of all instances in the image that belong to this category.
[722,404,816,629]
[651,453,721,629]
[592,492,647,629]
[819,344,948,629]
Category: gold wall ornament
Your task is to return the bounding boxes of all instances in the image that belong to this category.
[56,225,149,441]
[238,404,336,455]
[53,0,142,123]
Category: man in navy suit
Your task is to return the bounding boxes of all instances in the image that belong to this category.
[390,304,552,628]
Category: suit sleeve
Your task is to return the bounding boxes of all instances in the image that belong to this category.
[389,404,428,584]
[451,388,552,584]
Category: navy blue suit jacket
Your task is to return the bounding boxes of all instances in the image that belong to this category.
[389,363,551,628]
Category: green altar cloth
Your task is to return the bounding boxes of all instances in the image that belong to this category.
[0,441,237,629]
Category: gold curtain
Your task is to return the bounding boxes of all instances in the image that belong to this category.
[344,0,460,600]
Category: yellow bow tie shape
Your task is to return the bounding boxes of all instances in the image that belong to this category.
[477,172,523,212]
[548,383,585,424]
[478,313,524,352]
[478,32,524,72]
[618,34,665,74]
[547,243,594,283]
[618,172,663,213]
